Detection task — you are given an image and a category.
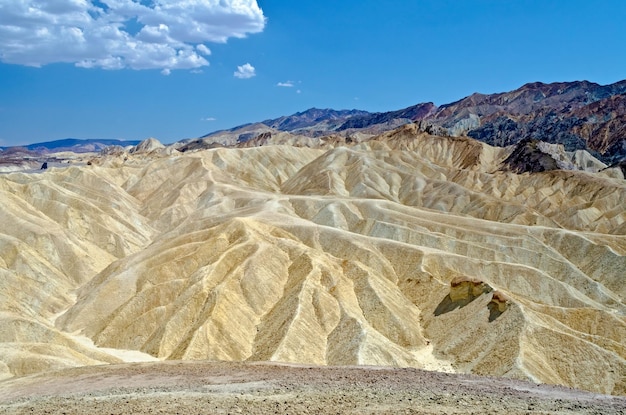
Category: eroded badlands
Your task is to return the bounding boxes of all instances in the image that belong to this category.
[0,127,624,398]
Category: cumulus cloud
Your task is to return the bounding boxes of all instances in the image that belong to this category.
[196,44,211,56]
[0,0,265,71]
[277,81,294,87]
[234,63,255,79]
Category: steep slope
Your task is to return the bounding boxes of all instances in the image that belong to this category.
[0,166,155,378]
[1,130,625,395]
[433,80,626,162]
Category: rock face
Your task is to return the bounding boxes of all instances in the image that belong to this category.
[459,81,626,163]
[1,127,625,396]
[501,139,561,173]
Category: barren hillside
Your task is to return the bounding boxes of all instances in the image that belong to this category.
[0,128,624,398]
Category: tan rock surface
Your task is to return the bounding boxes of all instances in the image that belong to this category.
[0,129,624,396]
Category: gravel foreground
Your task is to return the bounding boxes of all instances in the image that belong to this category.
[0,361,624,414]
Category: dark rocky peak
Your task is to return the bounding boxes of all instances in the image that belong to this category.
[178,139,223,152]
[501,138,561,174]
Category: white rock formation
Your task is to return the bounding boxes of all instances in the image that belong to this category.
[130,138,165,154]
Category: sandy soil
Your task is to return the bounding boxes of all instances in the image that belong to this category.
[1,361,624,414]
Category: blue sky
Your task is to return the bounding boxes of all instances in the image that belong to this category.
[0,0,625,146]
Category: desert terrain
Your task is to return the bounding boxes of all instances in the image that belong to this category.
[2,361,626,414]
[0,125,625,411]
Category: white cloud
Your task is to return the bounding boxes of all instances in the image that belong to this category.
[234,63,255,79]
[277,81,294,87]
[196,44,211,56]
[202,116,217,121]
[0,0,265,72]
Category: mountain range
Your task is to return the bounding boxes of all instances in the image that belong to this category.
[198,79,626,164]
[4,80,625,166]
[0,138,141,154]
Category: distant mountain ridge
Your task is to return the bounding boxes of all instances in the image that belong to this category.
[0,138,141,154]
[199,105,436,141]
[263,108,370,132]
[6,80,625,163]
[336,102,437,132]
[200,79,626,163]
